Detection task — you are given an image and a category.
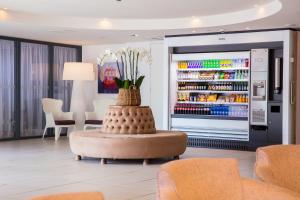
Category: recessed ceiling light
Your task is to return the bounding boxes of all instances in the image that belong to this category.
[245,27,251,30]
[130,33,139,37]
[192,30,197,33]
[3,7,8,10]
[219,29,225,32]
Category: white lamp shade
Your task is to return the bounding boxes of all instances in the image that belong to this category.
[63,62,95,81]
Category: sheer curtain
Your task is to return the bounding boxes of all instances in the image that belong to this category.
[0,40,15,139]
[20,43,49,137]
[53,46,77,112]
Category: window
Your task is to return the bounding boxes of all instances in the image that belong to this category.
[20,43,49,137]
[0,37,81,140]
[53,46,77,112]
[0,39,15,139]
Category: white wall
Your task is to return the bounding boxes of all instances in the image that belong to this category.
[82,41,165,129]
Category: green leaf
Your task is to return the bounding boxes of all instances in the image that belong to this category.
[135,76,145,89]
[128,80,133,87]
[114,77,124,88]
[124,80,130,89]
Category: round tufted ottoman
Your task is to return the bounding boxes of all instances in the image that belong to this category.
[69,130,187,165]
[102,106,156,134]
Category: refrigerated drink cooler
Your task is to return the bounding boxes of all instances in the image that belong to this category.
[169,48,283,150]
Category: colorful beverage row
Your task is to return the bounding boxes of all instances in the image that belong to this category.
[178,82,249,91]
[177,93,249,103]
[177,70,249,80]
[178,59,250,69]
[174,104,248,117]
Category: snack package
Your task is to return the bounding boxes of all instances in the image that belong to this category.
[199,94,207,102]
[229,94,236,102]
[217,95,226,103]
[207,94,217,102]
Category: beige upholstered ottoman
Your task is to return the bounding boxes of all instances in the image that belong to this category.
[69,130,187,165]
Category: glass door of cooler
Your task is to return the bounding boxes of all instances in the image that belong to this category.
[169,51,251,141]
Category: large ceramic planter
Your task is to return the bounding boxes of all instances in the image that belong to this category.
[116,88,141,106]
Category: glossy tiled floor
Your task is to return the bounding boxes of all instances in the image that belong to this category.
[0,137,255,200]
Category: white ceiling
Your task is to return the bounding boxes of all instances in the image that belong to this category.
[0,0,274,19]
[0,0,299,45]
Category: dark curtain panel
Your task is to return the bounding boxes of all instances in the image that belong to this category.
[53,46,77,111]
[0,39,15,139]
[20,42,49,137]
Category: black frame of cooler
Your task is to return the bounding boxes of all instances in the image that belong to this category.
[171,41,284,151]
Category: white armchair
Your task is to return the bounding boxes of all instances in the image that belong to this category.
[84,98,115,130]
[42,98,75,141]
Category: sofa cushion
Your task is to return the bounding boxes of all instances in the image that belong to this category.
[55,120,75,125]
[255,145,300,194]
[30,192,104,200]
[158,158,243,200]
[242,178,300,200]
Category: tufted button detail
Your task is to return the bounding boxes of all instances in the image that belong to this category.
[102,106,156,135]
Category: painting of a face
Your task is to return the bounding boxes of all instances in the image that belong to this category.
[98,62,123,93]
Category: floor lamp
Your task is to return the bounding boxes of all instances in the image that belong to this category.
[63,62,95,131]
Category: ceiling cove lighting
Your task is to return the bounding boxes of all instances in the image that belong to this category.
[190,17,202,27]
[98,19,112,29]
[257,6,266,16]
[0,9,8,20]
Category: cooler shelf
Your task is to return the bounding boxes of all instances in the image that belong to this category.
[176,101,249,105]
[171,114,248,121]
[177,90,249,94]
[177,67,249,72]
[177,79,249,82]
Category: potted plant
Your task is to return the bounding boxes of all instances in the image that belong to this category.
[97,48,152,106]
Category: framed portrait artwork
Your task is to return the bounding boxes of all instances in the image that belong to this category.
[98,62,123,93]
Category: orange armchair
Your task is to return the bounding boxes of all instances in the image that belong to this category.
[157,158,300,200]
[29,192,104,200]
[255,145,300,194]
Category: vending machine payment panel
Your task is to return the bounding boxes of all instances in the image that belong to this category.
[250,49,269,126]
